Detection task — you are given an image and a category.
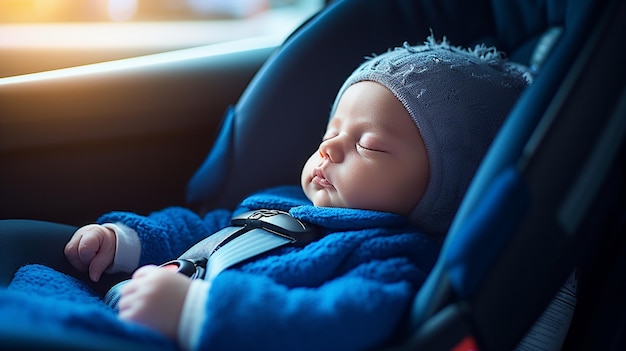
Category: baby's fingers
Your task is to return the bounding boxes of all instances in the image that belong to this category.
[64,232,88,272]
[65,225,116,281]
[77,229,103,266]
[88,235,116,282]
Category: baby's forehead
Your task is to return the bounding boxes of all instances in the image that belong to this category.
[329,81,411,124]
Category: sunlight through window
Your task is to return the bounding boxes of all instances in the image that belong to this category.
[0,0,323,77]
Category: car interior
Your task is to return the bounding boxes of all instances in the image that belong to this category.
[1,0,625,350]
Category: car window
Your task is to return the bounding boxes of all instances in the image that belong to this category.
[0,0,324,77]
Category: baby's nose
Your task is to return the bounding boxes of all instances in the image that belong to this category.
[318,139,342,163]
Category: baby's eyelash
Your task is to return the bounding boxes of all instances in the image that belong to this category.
[357,143,383,152]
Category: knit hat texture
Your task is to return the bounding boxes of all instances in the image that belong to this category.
[332,35,532,236]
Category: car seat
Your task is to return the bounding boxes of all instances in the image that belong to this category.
[401,0,626,348]
[189,0,626,349]
[2,0,625,350]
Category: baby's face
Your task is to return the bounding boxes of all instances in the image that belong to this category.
[301,81,429,216]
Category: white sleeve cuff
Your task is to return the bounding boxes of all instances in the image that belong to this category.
[103,222,141,273]
[178,280,211,351]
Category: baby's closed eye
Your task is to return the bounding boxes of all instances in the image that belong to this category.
[356,143,384,152]
[357,135,388,153]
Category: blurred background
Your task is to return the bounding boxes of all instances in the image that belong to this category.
[0,0,308,22]
[0,0,323,77]
[0,0,324,224]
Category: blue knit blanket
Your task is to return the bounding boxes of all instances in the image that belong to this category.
[0,264,175,349]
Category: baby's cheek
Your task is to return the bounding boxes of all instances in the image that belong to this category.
[342,175,390,210]
[300,158,314,186]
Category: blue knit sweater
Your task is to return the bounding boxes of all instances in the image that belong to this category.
[1,186,439,351]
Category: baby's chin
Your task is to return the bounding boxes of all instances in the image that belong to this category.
[304,187,339,208]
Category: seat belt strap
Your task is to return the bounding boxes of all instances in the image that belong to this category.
[203,227,294,281]
[104,209,318,310]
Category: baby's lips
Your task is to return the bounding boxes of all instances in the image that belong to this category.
[312,168,333,187]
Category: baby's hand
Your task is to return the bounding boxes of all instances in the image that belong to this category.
[118,265,191,339]
[64,224,116,282]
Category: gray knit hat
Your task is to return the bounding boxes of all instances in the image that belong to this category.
[331,35,532,236]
